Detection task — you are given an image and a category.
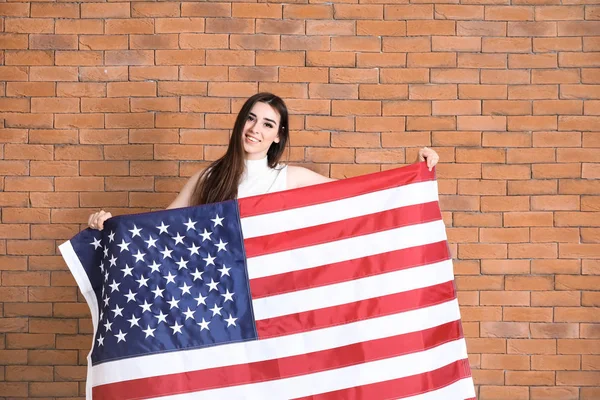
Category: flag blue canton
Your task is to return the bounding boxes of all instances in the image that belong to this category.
[71,200,257,365]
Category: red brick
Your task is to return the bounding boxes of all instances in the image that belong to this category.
[483,37,531,53]
[559,21,600,36]
[509,21,557,36]
[357,21,406,36]
[407,20,455,35]
[334,5,383,20]
[385,5,432,19]
[515,340,557,359]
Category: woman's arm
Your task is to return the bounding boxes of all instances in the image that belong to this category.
[166,170,203,209]
[287,165,337,189]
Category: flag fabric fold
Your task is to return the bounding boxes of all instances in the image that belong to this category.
[59,161,475,400]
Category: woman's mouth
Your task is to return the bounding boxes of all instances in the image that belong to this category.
[245,134,261,143]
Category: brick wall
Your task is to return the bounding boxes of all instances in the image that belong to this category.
[0,1,599,399]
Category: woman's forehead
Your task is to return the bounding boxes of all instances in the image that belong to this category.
[250,102,280,123]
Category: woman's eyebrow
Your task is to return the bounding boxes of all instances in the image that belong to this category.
[249,112,276,124]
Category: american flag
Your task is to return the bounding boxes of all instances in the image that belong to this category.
[59,162,475,400]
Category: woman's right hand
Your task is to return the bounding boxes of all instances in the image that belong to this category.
[88,210,112,231]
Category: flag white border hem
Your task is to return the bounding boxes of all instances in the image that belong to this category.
[59,239,99,400]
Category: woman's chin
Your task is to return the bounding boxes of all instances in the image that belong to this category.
[243,147,267,160]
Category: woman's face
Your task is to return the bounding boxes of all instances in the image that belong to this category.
[242,102,281,160]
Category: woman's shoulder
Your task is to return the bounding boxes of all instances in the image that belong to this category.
[286,165,336,189]
[166,169,204,209]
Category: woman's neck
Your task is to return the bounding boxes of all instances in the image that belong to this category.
[244,155,269,171]
[245,151,268,161]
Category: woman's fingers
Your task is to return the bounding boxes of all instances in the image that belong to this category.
[97,212,112,231]
[88,212,95,228]
[88,210,112,231]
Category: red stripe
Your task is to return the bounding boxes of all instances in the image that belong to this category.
[238,161,434,218]
[256,280,457,339]
[92,320,462,400]
[251,240,450,299]
[293,359,472,400]
[244,201,442,258]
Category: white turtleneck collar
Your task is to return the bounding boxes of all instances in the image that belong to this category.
[244,155,269,174]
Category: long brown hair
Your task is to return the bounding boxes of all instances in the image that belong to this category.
[191,92,289,205]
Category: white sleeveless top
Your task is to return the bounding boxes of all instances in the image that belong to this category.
[237,156,288,199]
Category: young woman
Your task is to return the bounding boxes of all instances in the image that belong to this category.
[88,92,439,230]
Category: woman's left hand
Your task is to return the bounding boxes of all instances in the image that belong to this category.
[418,147,440,171]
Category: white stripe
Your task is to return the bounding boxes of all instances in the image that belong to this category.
[58,240,100,400]
[247,219,448,280]
[91,299,461,387]
[241,180,439,239]
[253,259,454,320]
[156,340,472,400]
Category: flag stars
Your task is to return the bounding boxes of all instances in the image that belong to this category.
[128,315,141,328]
[160,247,173,260]
[191,268,203,281]
[203,253,216,267]
[209,304,222,317]
[179,282,192,296]
[211,214,224,227]
[109,279,120,293]
[139,300,152,313]
[124,289,137,303]
[187,243,200,256]
[167,297,180,310]
[169,321,183,335]
[218,265,231,278]
[215,239,228,252]
[184,218,197,231]
[155,310,168,324]
[111,304,124,318]
[133,250,146,263]
[117,239,130,253]
[194,293,207,306]
[129,224,142,238]
[224,314,238,327]
[206,278,219,292]
[221,289,234,303]
[200,229,212,242]
[148,260,161,273]
[163,271,177,285]
[172,232,185,246]
[80,206,247,355]
[121,264,133,277]
[151,286,165,299]
[136,275,149,288]
[197,318,210,331]
[145,235,158,249]
[176,257,189,270]
[157,222,169,235]
[142,325,156,338]
[109,254,118,267]
[115,330,127,343]
[182,307,195,320]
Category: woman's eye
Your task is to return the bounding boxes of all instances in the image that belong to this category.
[265,123,273,129]
[247,116,255,121]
